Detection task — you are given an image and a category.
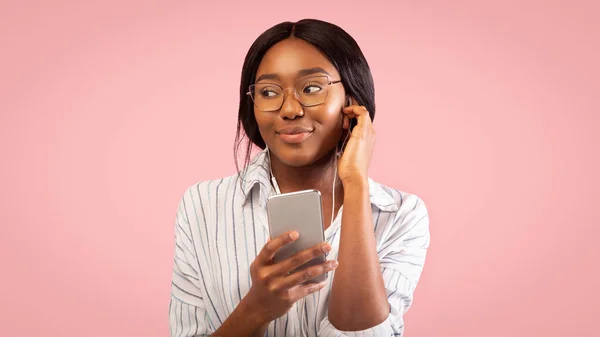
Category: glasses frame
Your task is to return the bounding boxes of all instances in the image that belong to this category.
[246,75,343,112]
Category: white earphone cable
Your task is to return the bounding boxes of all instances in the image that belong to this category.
[267,127,350,336]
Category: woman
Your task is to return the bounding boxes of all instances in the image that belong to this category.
[169,19,430,337]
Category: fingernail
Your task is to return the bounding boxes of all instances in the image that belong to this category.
[328,260,339,269]
[289,231,299,240]
[321,243,331,253]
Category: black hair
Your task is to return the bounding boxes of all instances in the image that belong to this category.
[234,18,375,173]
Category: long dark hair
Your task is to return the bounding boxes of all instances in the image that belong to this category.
[234,18,376,173]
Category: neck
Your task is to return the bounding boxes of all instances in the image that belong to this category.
[269,150,343,197]
[268,149,345,228]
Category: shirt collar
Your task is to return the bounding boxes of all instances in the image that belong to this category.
[239,149,398,212]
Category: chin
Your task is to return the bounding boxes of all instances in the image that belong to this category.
[271,143,333,168]
[275,147,316,167]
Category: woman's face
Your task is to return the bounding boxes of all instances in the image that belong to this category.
[253,38,346,167]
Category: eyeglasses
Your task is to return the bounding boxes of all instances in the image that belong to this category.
[247,75,342,112]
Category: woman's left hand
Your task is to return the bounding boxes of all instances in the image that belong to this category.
[337,101,376,186]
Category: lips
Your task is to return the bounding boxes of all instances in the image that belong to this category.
[277,126,313,134]
[276,126,314,144]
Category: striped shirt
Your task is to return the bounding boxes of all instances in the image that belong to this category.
[169,149,430,337]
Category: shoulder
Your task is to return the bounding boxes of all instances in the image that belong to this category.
[370,179,431,251]
[173,173,246,227]
[368,178,428,218]
[178,150,270,203]
[178,173,243,204]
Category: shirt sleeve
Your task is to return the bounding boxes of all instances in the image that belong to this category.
[169,191,213,337]
[318,194,431,337]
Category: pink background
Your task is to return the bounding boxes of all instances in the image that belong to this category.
[1,1,598,336]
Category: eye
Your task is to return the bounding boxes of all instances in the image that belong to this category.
[302,82,324,94]
[259,87,280,99]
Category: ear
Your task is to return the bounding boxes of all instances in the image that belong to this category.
[346,96,359,129]
[347,96,361,107]
[345,96,352,107]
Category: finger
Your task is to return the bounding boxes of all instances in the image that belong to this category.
[280,259,338,289]
[342,105,371,127]
[291,280,328,301]
[343,115,349,130]
[258,231,299,264]
[342,97,363,112]
[342,105,369,116]
[276,242,331,275]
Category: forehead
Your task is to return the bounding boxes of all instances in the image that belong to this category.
[255,38,340,83]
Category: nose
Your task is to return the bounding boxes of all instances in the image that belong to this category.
[279,88,304,120]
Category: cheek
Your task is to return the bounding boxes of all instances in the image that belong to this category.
[312,102,343,128]
[253,111,277,144]
[254,111,269,132]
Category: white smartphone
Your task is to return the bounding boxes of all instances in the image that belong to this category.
[266,189,327,284]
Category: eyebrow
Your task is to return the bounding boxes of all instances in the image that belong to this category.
[255,67,331,83]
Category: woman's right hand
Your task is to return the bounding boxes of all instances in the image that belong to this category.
[243,230,339,324]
